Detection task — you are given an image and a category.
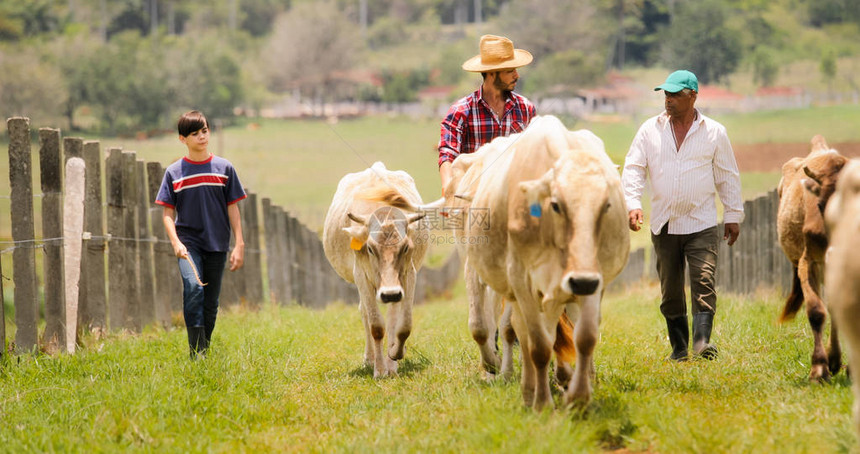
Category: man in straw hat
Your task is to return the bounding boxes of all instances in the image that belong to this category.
[621,69,743,362]
[437,34,536,193]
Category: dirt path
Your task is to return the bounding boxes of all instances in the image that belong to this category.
[734,141,860,172]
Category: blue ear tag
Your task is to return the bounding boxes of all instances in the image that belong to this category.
[529,203,542,218]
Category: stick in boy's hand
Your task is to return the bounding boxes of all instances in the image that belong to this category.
[183,255,207,286]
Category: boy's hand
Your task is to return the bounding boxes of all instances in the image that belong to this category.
[229,244,245,271]
[172,241,188,259]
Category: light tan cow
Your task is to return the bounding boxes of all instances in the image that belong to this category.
[323,162,428,378]
[776,135,847,382]
[824,159,860,436]
[457,115,629,409]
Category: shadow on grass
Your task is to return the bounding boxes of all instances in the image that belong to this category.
[347,347,432,379]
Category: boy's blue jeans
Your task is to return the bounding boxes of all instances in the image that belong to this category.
[178,247,228,341]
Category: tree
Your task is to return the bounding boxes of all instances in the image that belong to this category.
[496,0,612,61]
[660,0,742,84]
[751,47,778,87]
[0,48,67,123]
[262,1,362,102]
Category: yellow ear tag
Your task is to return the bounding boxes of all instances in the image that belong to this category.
[350,238,364,250]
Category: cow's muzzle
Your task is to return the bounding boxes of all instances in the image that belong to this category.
[563,272,601,296]
[378,286,404,303]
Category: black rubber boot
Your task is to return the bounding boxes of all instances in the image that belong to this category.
[187,326,207,360]
[666,315,689,362]
[693,312,718,360]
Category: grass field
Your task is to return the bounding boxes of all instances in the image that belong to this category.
[0,283,854,453]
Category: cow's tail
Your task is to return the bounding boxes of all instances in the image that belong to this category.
[779,266,804,322]
[554,312,576,364]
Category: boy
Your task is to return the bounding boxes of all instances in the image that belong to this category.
[156,110,246,359]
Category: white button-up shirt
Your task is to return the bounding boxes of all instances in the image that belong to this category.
[622,109,744,235]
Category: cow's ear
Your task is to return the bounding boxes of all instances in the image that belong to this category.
[519,169,553,206]
[343,225,369,244]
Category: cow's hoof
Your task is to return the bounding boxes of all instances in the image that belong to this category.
[809,364,831,384]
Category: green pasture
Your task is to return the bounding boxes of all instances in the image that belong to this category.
[0,283,854,453]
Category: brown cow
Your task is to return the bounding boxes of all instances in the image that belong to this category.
[776,135,847,382]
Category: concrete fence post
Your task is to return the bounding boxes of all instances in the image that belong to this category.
[63,157,85,353]
[39,128,65,353]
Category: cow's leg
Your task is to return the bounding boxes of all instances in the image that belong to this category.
[388,274,413,364]
[564,292,600,409]
[509,304,537,407]
[828,311,842,376]
[388,272,416,361]
[799,255,830,382]
[359,300,374,367]
[499,301,517,381]
[512,293,553,410]
[356,278,389,378]
[466,261,500,376]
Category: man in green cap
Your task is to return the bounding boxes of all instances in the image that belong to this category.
[621,69,744,361]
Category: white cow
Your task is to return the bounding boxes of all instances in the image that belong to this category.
[443,135,576,383]
[323,162,428,378]
[459,115,629,410]
[824,159,860,435]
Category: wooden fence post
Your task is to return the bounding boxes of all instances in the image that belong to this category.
[275,206,289,304]
[147,161,174,327]
[8,117,39,352]
[39,128,65,353]
[81,141,106,333]
[63,157,85,353]
[244,193,263,306]
[262,198,276,303]
[136,159,156,328]
[122,151,141,332]
[106,148,126,332]
[286,213,300,304]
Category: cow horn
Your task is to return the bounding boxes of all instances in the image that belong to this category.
[802,165,823,185]
[407,212,426,224]
[417,197,446,211]
[347,212,368,225]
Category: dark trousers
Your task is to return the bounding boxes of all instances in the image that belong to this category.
[651,225,719,319]
[179,247,228,340]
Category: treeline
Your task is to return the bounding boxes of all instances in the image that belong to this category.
[0,0,858,133]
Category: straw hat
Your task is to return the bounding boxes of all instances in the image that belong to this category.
[462,34,533,72]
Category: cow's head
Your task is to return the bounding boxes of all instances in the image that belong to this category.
[520,152,614,297]
[825,159,860,236]
[344,207,425,303]
[802,152,848,214]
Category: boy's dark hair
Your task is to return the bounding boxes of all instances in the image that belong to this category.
[177,110,208,137]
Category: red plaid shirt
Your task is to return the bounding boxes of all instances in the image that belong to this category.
[438,87,536,167]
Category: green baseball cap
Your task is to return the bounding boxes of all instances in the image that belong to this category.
[654,70,698,93]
